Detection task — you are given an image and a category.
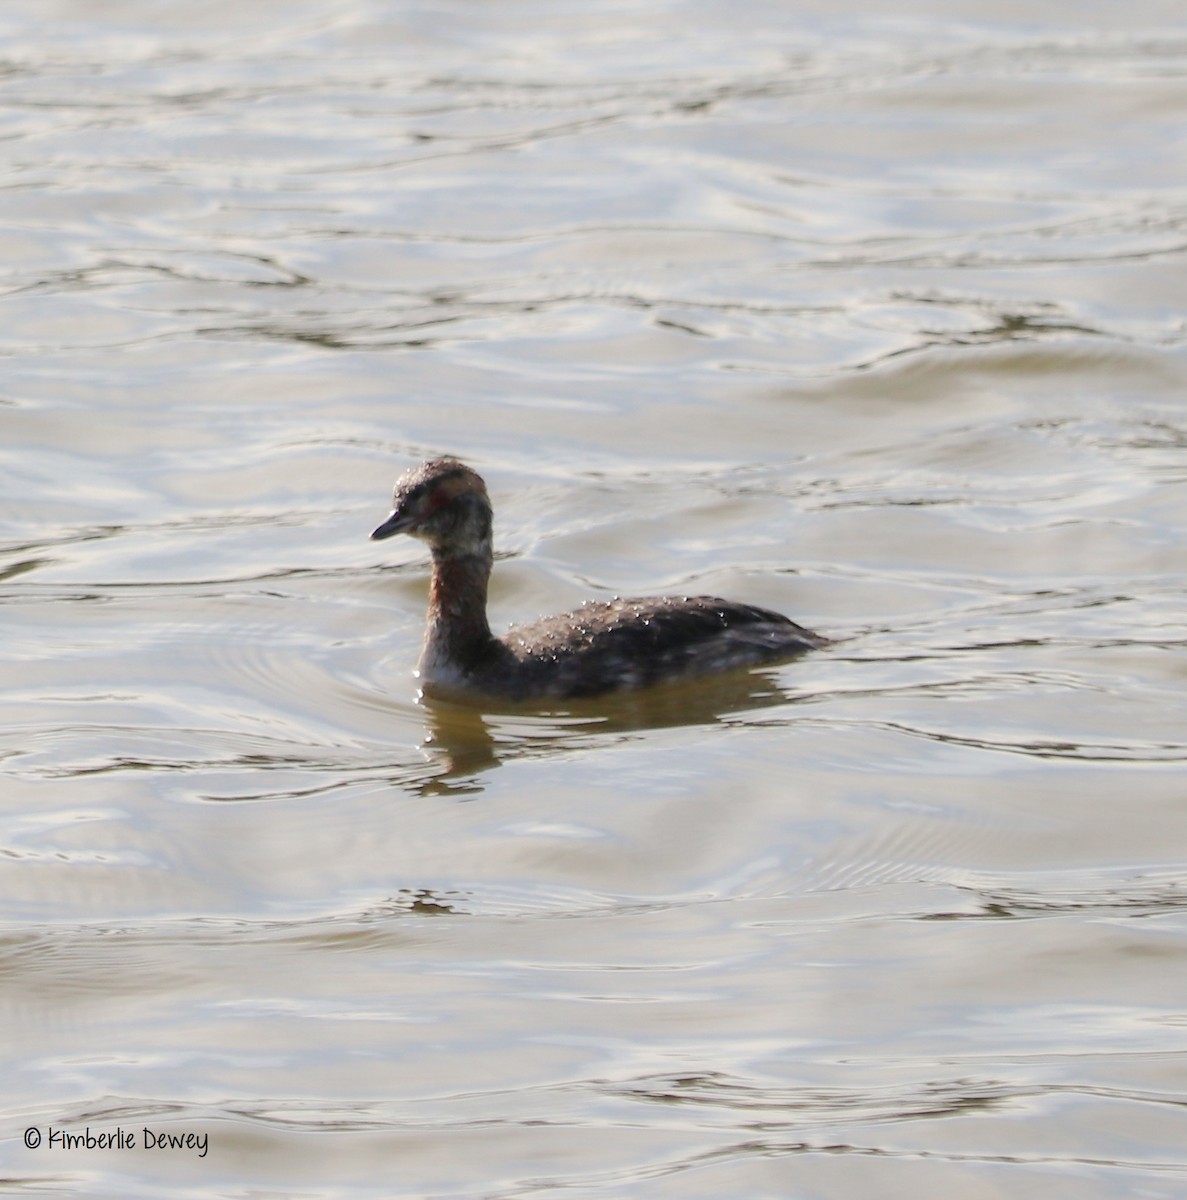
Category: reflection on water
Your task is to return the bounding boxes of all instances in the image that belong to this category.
[415,666,811,787]
[2,0,1187,1196]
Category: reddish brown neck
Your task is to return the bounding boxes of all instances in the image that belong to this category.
[425,551,495,666]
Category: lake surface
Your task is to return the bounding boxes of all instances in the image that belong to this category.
[2,1,1187,1196]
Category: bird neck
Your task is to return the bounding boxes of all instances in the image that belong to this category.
[422,544,497,673]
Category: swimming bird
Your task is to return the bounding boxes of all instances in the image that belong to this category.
[371,458,824,700]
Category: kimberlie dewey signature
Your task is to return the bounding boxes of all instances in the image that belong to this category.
[26,1125,209,1158]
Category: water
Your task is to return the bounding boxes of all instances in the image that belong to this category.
[2,1,1187,1196]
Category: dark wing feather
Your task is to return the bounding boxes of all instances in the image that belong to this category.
[496,595,822,698]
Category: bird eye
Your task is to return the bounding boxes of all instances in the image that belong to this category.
[423,486,451,514]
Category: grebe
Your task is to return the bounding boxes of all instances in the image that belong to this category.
[371,458,825,700]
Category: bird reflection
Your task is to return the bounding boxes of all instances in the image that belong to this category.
[410,665,806,794]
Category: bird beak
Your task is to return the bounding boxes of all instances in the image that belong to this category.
[370,510,412,540]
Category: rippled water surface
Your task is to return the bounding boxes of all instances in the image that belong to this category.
[3,1,1187,1196]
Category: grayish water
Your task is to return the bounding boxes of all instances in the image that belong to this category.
[2,1,1187,1196]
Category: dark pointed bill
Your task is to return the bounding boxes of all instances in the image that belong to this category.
[370,510,411,540]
